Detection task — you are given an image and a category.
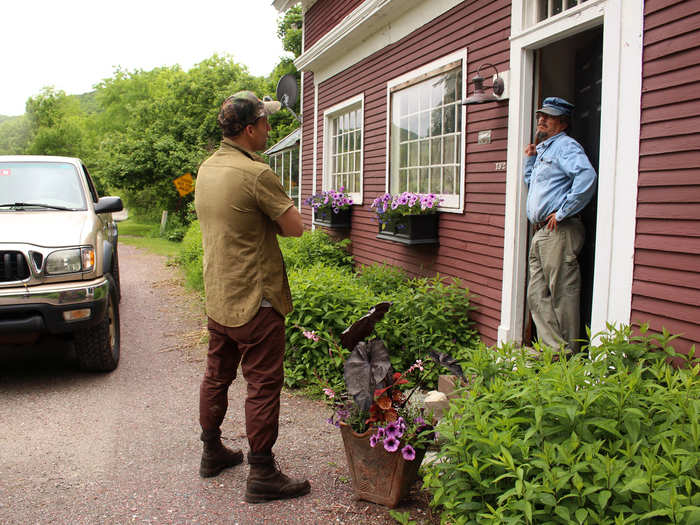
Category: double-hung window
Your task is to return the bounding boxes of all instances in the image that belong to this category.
[323,94,364,202]
[387,50,466,209]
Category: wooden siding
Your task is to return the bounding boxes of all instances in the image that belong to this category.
[633,0,700,355]
[301,71,315,226]
[304,0,366,50]
[302,0,511,345]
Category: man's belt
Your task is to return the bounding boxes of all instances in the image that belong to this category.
[532,214,581,232]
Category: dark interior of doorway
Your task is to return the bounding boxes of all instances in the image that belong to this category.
[525,26,603,348]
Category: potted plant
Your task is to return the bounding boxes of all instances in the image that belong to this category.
[302,303,441,508]
[371,192,441,245]
[306,188,353,228]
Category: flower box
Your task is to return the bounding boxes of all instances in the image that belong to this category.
[339,422,426,508]
[377,213,439,245]
[312,207,351,229]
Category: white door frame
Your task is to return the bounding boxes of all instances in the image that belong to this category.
[498,0,644,345]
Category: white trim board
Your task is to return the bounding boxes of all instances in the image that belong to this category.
[498,0,644,346]
[295,0,465,85]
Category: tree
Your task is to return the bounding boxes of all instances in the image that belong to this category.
[277,4,303,58]
[0,116,31,154]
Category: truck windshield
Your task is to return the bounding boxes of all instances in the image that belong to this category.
[0,162,86,210]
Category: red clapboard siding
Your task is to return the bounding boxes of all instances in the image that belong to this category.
[300,0,511,345]
[304,0,366,50]
[632,0,700,356]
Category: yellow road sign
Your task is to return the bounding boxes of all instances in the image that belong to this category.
[174,173,194,196]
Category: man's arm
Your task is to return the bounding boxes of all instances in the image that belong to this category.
[523,144,537,186]
[276,206,304,237]
[554,141,597,222]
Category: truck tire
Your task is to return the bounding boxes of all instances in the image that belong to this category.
[75,275,120,372]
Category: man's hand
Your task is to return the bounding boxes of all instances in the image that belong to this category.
[524,143,536,156]
[545,212,558,231]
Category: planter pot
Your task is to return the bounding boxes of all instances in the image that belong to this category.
[313,207,351,229]
[377,213,439,245]
[339,422,426,508]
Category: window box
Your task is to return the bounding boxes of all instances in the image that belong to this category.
[313,207,352,229]
[377,213,438,245]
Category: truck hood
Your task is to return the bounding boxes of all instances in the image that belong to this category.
[0,211,91,247]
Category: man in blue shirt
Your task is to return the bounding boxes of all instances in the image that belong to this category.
[523,97,597,352]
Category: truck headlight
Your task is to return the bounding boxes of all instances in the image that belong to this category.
[46,247,95,274]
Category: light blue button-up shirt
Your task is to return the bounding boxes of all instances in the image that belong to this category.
[523,132,597,223]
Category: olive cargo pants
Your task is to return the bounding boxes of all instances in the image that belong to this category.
[199,307,285,455]
[527,217,585,352]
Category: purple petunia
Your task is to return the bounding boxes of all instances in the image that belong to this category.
[369,434,379,448]
[385,421,400,438]
[383,436,400,453]
[376,427,386,439]
[401,445,416,461]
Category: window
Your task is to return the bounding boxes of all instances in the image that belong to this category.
[323,94,364,201]
[270,147,300,208]
[387,51,466,209]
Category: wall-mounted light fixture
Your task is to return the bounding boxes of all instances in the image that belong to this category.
[462,63,506,105]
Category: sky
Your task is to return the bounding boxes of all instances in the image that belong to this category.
[1,1,289,116]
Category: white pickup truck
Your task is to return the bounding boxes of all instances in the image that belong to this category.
[0,155,123,371]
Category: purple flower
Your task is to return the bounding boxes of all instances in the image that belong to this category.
[383,436,400,453]
[401,445,416,461]
[385,421,400,438]
[369,435,379,448]
[376,427,386,439]
[414,416,425,426]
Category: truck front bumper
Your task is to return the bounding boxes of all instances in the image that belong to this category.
[0,277,110,335]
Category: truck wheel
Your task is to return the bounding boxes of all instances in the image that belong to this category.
[75,275,120,372]
[113,251,122,303]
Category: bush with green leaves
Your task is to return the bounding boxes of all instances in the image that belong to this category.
[278,229,353,271]
[423,325,700,524]
[286,266,479,392]
[178,220,203,292]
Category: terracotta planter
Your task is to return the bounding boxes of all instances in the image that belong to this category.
[313,207,352,229]
[377,213,438,245]
[339,422,426,508]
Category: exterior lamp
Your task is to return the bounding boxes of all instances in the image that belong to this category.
[462,63,505,105]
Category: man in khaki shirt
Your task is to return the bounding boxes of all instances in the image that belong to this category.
[194,91,309,503]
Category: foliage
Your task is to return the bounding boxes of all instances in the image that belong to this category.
[371,192,442,231]
[423,325,700,524]
[278,229,353,271]
[178,220,204,292]
[0,115,31,154]
[355,263,409,295]
[277,4,303,58]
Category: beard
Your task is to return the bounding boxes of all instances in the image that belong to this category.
[535,131,548,143]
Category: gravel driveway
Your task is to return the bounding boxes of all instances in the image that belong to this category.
[0,244,432,524]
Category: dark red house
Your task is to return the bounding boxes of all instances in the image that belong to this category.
[272,0,699,355]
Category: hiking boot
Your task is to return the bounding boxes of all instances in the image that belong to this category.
[245,452,311,503]
[199,429,244,478]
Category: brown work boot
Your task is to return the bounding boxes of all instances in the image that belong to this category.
[245,452,311,503]
[199,429,244,478]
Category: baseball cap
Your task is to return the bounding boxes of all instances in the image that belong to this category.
[536,97,574,117]
[217,91,282,135]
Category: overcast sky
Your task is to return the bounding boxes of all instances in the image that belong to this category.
[1,1,289,116]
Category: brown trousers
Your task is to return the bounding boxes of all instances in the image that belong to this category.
[199,307,285,454]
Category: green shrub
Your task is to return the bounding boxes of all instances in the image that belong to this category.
[279,229,353,270]
[178,220,203,292]
[355,263,409,294]
[285,263,377,389]
[423,325,700,524]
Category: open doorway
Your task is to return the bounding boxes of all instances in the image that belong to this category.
[524,25,603,347]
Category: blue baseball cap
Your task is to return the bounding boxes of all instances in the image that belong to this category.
[536,97,574,117]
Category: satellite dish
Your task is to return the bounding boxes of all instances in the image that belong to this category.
[275,74,302,123]
[276,74,298,108]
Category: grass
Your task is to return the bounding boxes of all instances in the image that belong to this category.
[117,218,181,258]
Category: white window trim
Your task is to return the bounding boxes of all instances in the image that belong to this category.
[384,48,467,213]
[270,147,301,209]
[322,93,365,204]
[498,0,643,346]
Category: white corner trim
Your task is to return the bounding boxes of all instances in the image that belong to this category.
[295,0,465,84]
[321,93,365,203]
[311,84,319,231]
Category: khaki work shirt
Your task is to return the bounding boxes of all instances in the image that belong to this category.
[194,138,294,327]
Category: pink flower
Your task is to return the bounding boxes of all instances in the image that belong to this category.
[323,388,335,399]
[302,330,320,342]
[401,445,416,461]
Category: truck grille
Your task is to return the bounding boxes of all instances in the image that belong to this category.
[0,251,30,282]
